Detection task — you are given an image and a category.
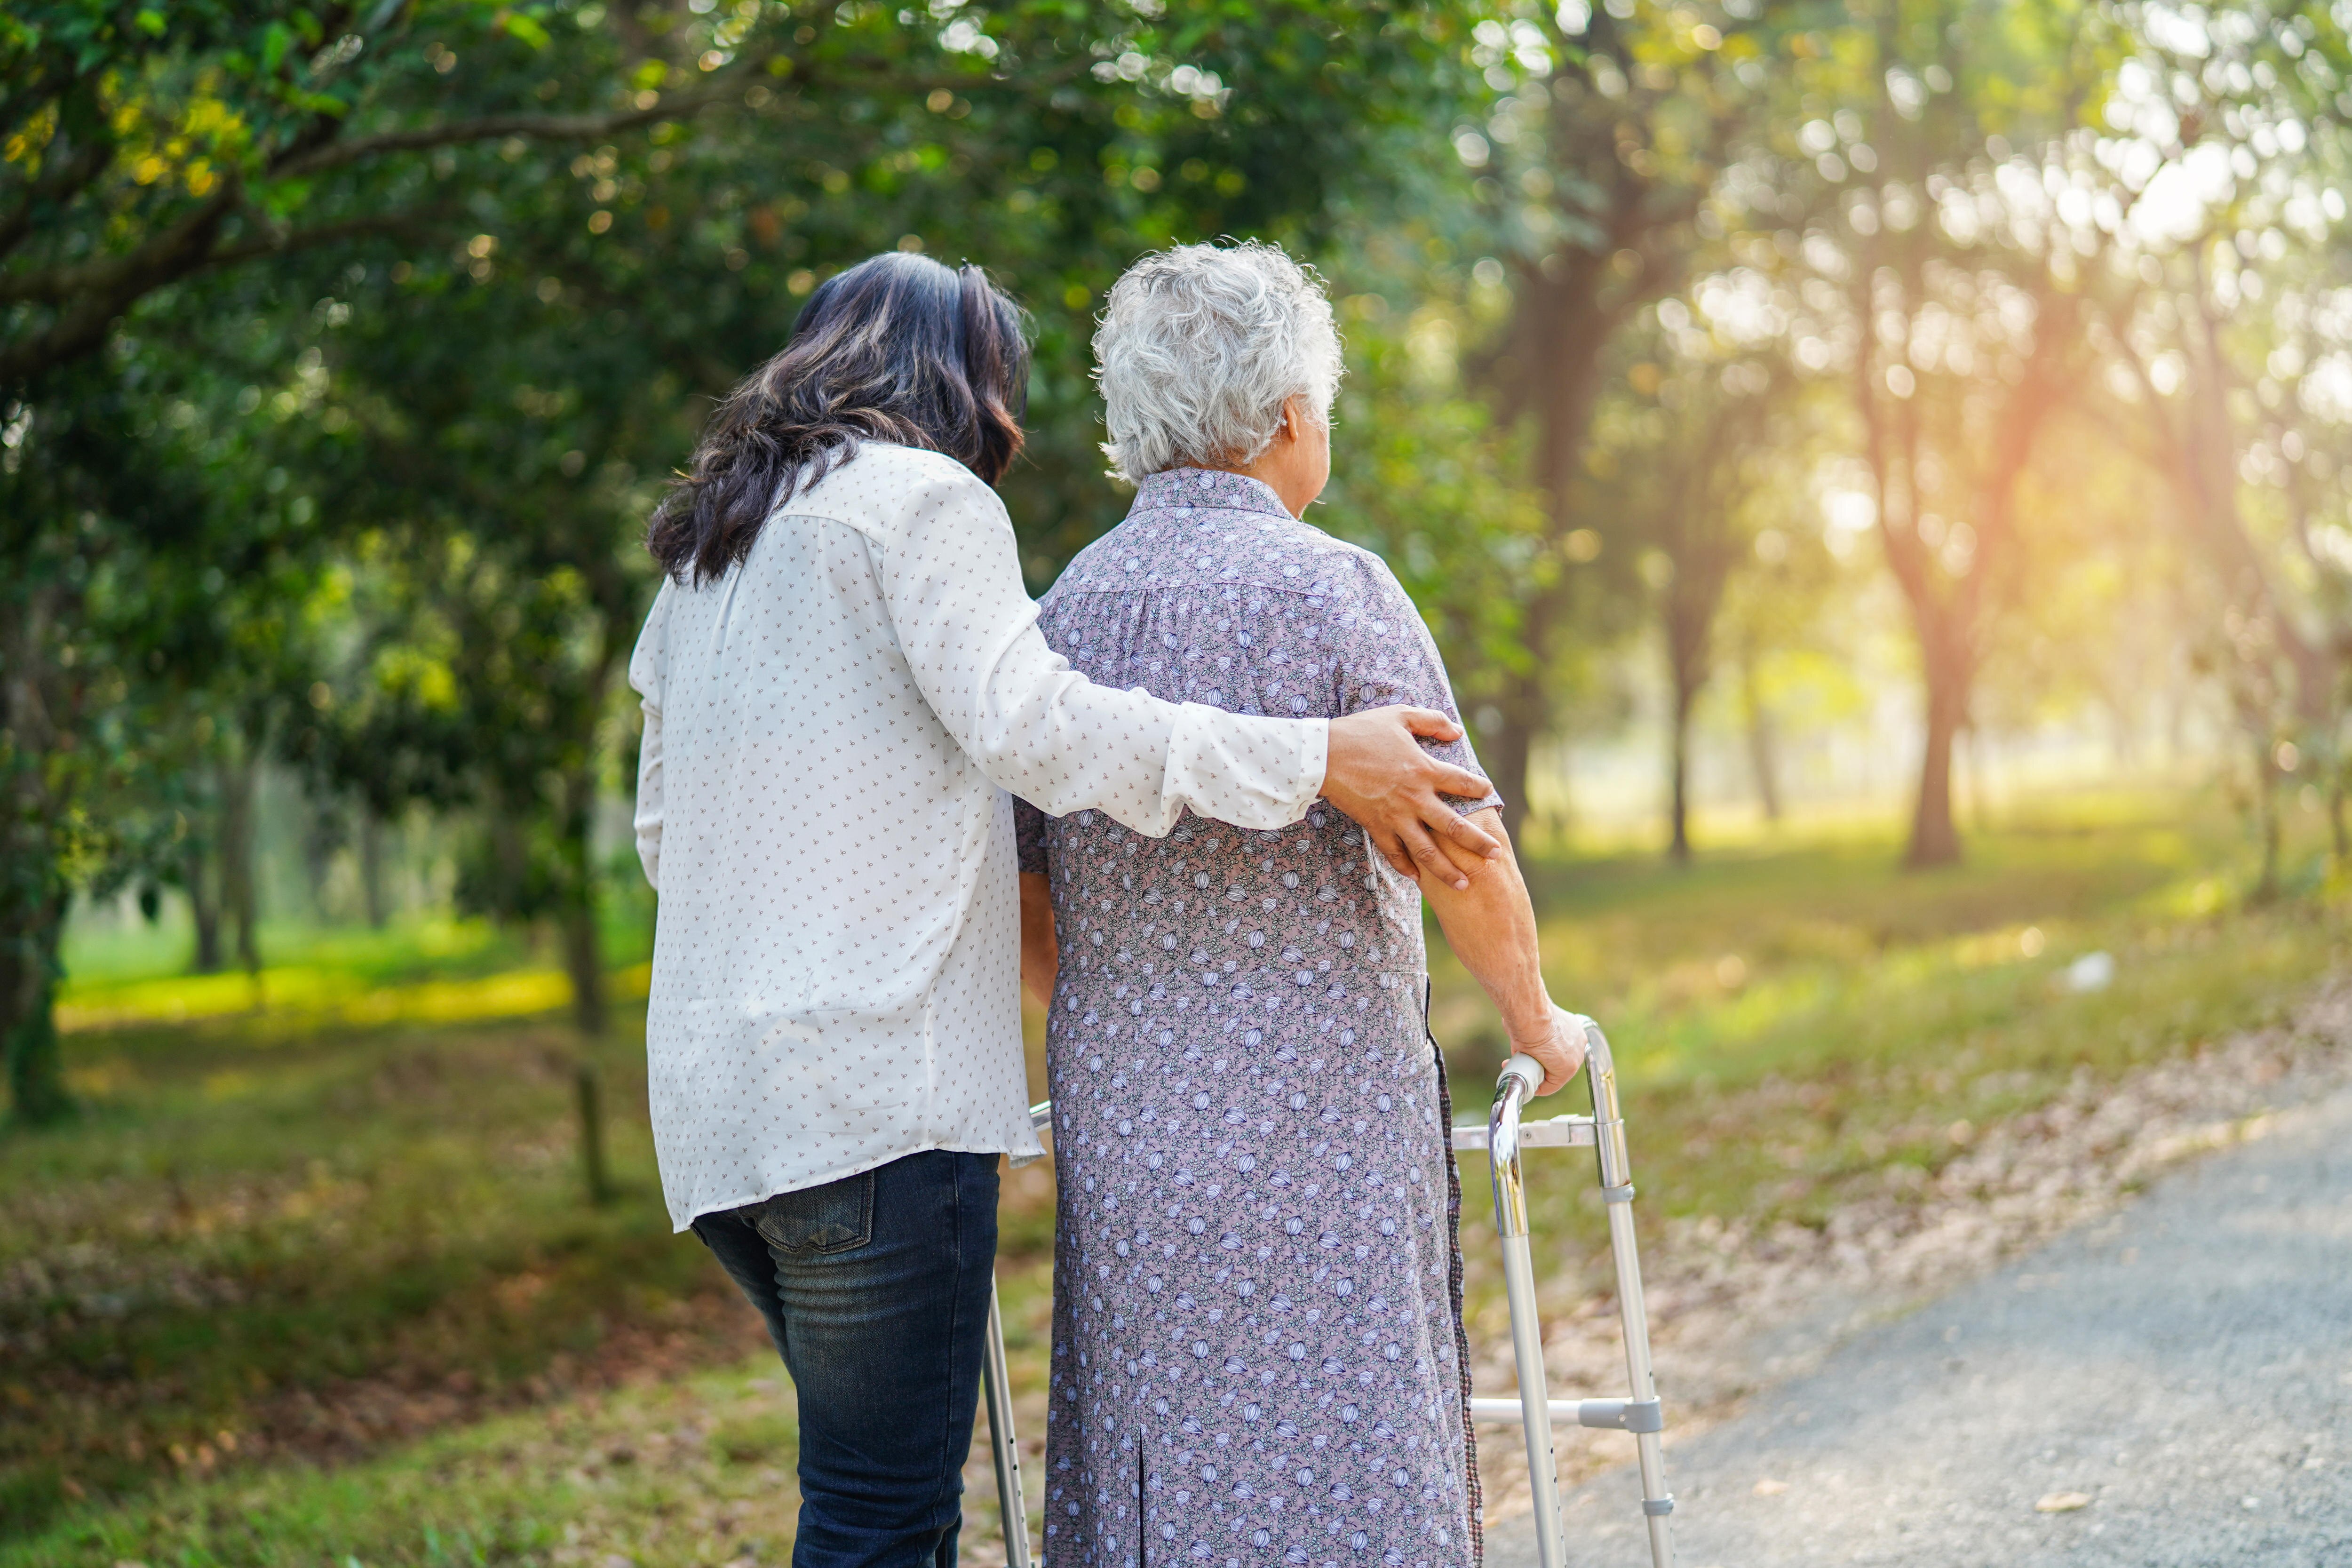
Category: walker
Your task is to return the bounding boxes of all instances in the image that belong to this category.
[979,1012,1675,1568]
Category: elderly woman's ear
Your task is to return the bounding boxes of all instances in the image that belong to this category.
[1232,395,1330,518]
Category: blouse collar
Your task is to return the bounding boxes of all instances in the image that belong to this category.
[1131,466,1294,520]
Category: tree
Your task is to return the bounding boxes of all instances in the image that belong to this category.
[0,354,238,1121]
[2087,1,2352,886]
[1734,0,2116,865]
[1448,0,1828,828]
[1586,326,1793,860]
[0,0,798,390]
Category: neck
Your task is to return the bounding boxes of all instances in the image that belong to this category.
[1197,458,1311,518]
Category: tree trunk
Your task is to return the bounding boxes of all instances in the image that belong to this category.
[2,892,73,1126]
[1908,664,1965,868]
[358,809,388,929]
[217,745,261,977]
[1486,668,1549,844]
[1666,669,1697,864]
[2,533,75,1125]
[555,765,605,1038]
[2254,735,2283,904]
[556,764,612,1203]
[574,1060,613,1206]
[559,900,606,1039]
[1740,659,1782,822]
[185,843,223,974]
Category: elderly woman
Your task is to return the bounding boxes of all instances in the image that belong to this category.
[1015,243,1588,1568]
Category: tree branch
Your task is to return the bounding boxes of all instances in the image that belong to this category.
[2,44,791,387]
[0,127,112,268]
[205,211,435,270]
[268,61,777,181]
[0,183,241,308]
[0,185,243,385]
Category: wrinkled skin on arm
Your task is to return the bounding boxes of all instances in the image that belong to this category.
[1418,807,1585,1095]
[1020,871,1057,1010]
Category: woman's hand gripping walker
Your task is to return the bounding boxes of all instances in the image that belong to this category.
[980,1011,1674,1568]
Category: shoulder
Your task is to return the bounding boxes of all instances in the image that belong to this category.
[1054,516,1148,589]
[1310,535,1438,648]
[1297,525,1398,589]
[786,442,1006,543]
[1258,518,1416,615]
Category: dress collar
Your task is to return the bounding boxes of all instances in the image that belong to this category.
[1130,466,1294,520]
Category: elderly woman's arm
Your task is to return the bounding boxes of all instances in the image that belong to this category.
[1019,872,1057,1008]
[1419,808,1586,1094]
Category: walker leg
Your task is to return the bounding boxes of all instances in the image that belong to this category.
[1490,1058,1565,1568]
[1575,1017,1676,1568]
[1500,1229,1565,1568]
[981,1278,1033,1568]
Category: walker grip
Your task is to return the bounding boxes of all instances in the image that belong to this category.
[1499,1051,1545,1101]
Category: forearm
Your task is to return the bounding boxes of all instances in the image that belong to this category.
[1420,809,1551,1044]
[1019,872,1057,1008]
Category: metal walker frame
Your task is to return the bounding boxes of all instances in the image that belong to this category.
[979,1012,1674,1568]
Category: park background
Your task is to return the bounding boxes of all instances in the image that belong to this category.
[7,0,2352,1561]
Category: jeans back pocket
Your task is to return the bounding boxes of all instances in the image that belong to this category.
[747,1170,875,1255]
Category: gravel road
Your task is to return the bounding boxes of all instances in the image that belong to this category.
[1485,1076,2352,1568]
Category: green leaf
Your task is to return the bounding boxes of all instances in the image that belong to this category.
[261,20,291,73]
[133,9,166,37]
[503,13,552,49]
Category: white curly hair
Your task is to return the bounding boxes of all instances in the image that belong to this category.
[1092,239,1344,484]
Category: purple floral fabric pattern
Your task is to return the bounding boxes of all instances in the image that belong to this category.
[1015,468,1499,1568]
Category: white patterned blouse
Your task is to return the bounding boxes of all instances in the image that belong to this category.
[628,442,1331,1232]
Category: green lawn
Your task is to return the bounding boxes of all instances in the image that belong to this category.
[6,783,2344,1565]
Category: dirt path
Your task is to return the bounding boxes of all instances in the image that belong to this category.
[1476,979,2352,1565]
[1489,1072,2352,1566]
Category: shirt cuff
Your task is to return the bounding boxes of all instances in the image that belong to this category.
[1163,706,1327,831]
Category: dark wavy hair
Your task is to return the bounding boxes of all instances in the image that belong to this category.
[648,252,1030,585]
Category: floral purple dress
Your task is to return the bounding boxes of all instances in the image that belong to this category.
[1015,468,1499,1568]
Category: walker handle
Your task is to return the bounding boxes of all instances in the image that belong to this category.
[1499,1052,1545,1103]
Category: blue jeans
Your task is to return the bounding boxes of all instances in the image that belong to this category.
[694,1151,1000,1568]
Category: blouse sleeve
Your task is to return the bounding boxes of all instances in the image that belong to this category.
[875,462,1330,836]
[1333,555,1503,818]
[626,579,674,891]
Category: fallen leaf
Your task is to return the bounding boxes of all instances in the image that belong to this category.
[2035,1491,2091,1513]
[1753,1479,1789,1496]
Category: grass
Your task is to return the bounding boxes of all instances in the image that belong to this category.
[21,1361,806,1568]
[56,905,655,1035]
[5,781,2345,1564]
[1434,786,2347,1250]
